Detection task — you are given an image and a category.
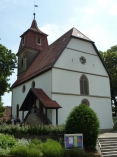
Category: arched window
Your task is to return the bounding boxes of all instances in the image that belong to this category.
[81,99,90,106]
[80,75,89,95]
[22,85,26,93]
[31,81,35,88]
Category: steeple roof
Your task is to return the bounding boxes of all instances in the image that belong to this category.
[20,20,48,37]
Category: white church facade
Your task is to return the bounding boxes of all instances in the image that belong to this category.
[11,18,113,130]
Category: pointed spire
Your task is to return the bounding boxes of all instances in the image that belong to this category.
[30,19,39,31]
[30,19,48,36]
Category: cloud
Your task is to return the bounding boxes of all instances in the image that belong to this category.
[41,24,70,44]
[97,0,111,7]
[109,4,117,16]
[97,0,117,16]
[84,24,117,51]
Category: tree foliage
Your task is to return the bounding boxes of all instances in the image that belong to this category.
[0,44,17,96]
[99,45,117,106]
[65,104,100,149]
[0,101,5,118]
[0,44,17,118]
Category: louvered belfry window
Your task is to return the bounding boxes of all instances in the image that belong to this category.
[80,75,89,95]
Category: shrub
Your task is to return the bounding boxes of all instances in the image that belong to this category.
[31,139,42,145]
[0,147,10,156]
[10,145,43,157]
[65,104,100,149]
[113,120,117,130]
[17,138,31,146]
[0,124,65,136]
[50,125,65,135]
[10,146,29,157]
[0,133,17,149]
[63,147,84,157]
[41,139,64,157]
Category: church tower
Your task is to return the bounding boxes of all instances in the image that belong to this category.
[17,15,48,76]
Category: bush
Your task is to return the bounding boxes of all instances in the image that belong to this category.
[0,133,17,149]
[41,139,64,157]
[0,147,10,156]
[17,138,31,146]
[63,147,84,157]
[31,139,42,145]
[65,104,100,149]
[0,124,65,136]
[10,145,43,157]
[113,120,117,130]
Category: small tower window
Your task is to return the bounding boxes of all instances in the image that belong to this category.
[22,37,25,45]
[37,37,41,45]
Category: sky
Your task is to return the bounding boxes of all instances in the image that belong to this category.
[1,0,117,106]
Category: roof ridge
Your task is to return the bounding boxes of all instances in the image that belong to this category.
[48,28,73,46]
[72,27,92,41]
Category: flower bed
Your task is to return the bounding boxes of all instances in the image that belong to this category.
[0,133,101,157]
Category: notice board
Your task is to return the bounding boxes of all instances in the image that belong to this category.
[64,134,83,149]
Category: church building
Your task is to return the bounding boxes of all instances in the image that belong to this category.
[11,16,113,129]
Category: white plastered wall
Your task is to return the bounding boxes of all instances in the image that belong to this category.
[52,94,113,129]
[54,38,108,76]
[12,70,52,122]
[51,38,113,129]
[52,69,110,97]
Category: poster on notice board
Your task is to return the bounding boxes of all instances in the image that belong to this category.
[64,134,83,149]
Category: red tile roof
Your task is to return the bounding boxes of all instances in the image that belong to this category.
[20,88,61,110]
[12,27,92,88]
[0,106,11,121]
[32,88,61,108]
[71,27,91,41]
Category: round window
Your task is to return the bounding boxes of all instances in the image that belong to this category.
[81,99,90,106]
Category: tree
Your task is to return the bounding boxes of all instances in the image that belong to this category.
[100,45,117,108]
[0,101,5,118]
[0,44,17,117]
[0,44,17,97]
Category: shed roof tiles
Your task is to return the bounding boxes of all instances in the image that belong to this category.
[20,88,61,110]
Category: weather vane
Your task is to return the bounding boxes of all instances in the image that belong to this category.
[33,2,38,20]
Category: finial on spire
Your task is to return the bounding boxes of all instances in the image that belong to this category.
[33,3,38,20]
[33,13,36,20]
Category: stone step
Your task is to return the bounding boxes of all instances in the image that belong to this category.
[100,141,117,144]
[100,143,117,147]
[103,154,117,157]
[26,113,42,125]
[98,137,117,157]
[102,150,117,155]
[99,138,117,142]
[101,148,117,152]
